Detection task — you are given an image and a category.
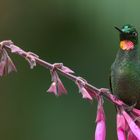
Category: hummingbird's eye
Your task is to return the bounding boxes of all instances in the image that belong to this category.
[132,32,137,37]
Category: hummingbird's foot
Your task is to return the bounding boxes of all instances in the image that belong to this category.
[123,102,137,112]
[134,116,140,122]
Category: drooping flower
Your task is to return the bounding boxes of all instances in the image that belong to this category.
[122,109,140,140]
[76,78,93,100]
[3,41,37,69]
[47,70,67,96]
[11,45,37,69]
[47,63,74,96]
[0,49,17,76]
[80,87,93,100]
[133,108,140,116]
[95,97,106,140]
[116,112,127,140]
[127,129,137,140]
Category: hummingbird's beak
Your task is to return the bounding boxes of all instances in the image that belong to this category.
[114,26,123,33]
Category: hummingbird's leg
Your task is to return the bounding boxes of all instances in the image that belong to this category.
[123,101,137,112]
[133,116,140,123]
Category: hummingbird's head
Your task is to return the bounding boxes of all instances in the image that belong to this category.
[115,24,138,51]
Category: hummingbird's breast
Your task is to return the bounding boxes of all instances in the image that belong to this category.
[111,61,140,108]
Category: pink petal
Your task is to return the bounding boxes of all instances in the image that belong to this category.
[0,61,5,76]
[80,87,93,100]
[76,79,93,101]
[85,88,97,99]
[57,78,67,95]
[53,71,67,95]
[122,110,140,140]
[47,82,57,95]
[127,129,137,140]
[47,76,67,96]
[95,98,106,140]
[96,98,105,122]
[95,120,106,140]
[7,56,17,73]
[133,108,140,116]
[117,129,126,140]
[62,66,74,73]
[0,49,16,76]
[116,113,126,140]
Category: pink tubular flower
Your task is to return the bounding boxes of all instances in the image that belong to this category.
[127,129,137,140]
[11,45,37,69]
[122,109,140,140]
[76,78,93,100]
[5,42,37,69]
[47,63,74,96]
[0,49,17,76]
[133,108,140,116]
[79,87,93,100]
[47,70,67,96]
[116,112,127,140]
[95,97,106,140]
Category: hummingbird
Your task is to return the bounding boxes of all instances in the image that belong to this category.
[110,24,140,109]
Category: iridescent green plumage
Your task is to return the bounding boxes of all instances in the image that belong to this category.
[110,24,140,109]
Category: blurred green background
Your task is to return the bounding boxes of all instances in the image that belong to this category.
[0,0,139,139]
